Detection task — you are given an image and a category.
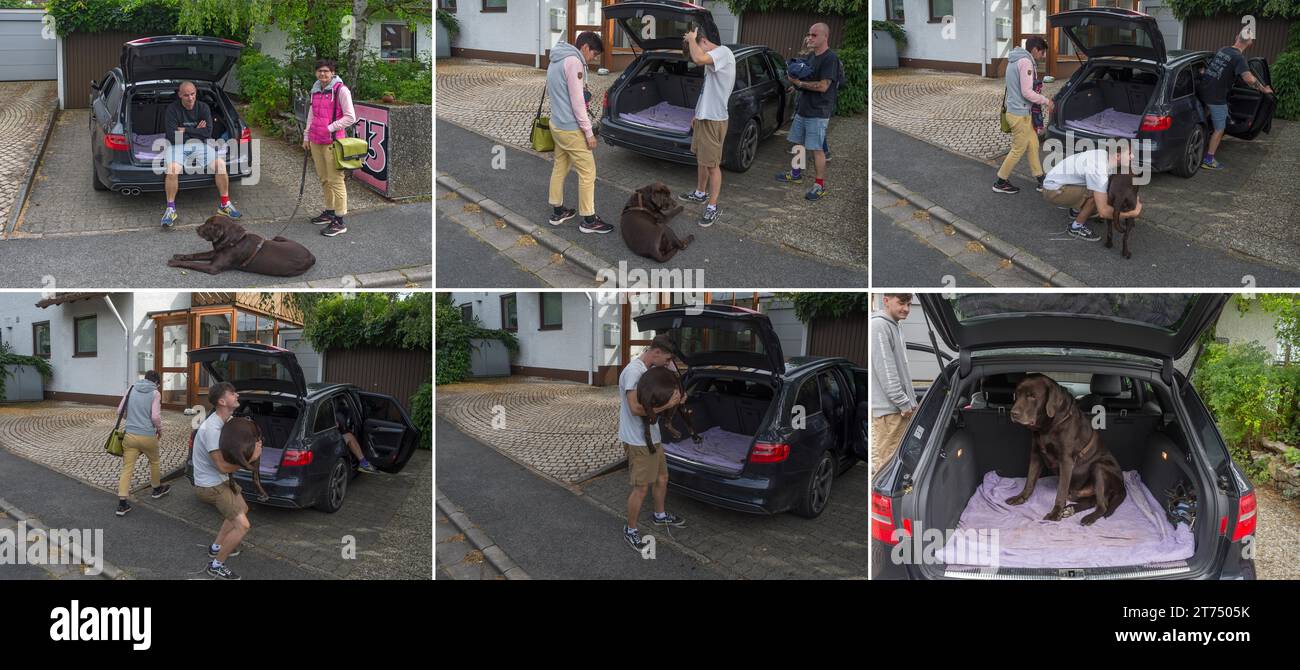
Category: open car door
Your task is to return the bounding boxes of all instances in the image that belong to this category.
[1226,57,1274,140]
[358,392,418,473]
[851,367,870,461]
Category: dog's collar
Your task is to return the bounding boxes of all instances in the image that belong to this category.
[213,231,248,253]
[239,238,266,268]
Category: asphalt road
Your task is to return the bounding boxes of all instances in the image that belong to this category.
[871,206,991,288]
[0,203,431,288]
[435,200,546,288]
[435,419,722,579]
[872,124,1300,287]
[436,119,868,288]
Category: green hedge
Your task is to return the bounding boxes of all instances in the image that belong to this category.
[1273,48,1300,121]
[435,295,518,386]
[782,292,872,321]
[235,50,290,133]
[409,380,432,449]
[0,341,53,401]
[352,53,432,105]
[1194,341,1300,482]
[46,0,181,38]
[303,293,431,352]
[836,46,867,115]
[1169,0,1300,20]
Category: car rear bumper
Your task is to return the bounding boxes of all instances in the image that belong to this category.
[599,117,696,165]
[102,162,251,193]
[230,471,314,509]
[1044,124,1180,173]
[665,459,803,514]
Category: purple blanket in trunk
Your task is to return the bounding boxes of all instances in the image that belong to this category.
[664,426,751,473]
[620,101,695,134]
[942,470,1194,569]
[1064,108,1142,139]
[131,133,230,161]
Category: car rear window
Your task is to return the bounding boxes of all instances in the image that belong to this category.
[947,294,1199,332]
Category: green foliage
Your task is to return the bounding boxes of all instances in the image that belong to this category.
[842,12,868,51]
[836,46,867,115]
[872,20,906,47]
[46,0,182,38]
[235,49,290,130]
[1232,294,1300,362]
[1285,446,1300,466]
[436,8,459,40]
[780,293,873,322]
[0,341,53,401]
[1193,342,1300,462]
[1168,0,1300,20]
[722,0,864,14]
[435,294,519,386]
[409,380,432,449]
[175,0,274,42]
[303,293,433,352]
[353,52,432,105]
[1272,49,1300,121]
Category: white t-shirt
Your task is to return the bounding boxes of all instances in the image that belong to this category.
[191,411,228,488]
[1042,149,1111,193]
[618,358,660,446]
[695,45,736,122]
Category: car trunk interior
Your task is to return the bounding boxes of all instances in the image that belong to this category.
[1060,64,1158,138]
[234,397,300,479]
[662,373,774,475]
[922,371,1211,576]
[125,84,233,163]
[612,57,703,134]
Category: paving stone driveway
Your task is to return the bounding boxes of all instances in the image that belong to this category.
[11,109,390,237]
[874,67,1300,272]
[0,81,57,224]
[436,58,867,269]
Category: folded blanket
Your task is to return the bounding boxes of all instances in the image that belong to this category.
[621,101,695,134]
[1064,108,1143,139]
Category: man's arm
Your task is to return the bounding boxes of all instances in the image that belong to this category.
[207,446,240,474]
[1242,71,1273,94]
[626,389,682,416]
[684,28,713,66]
[1091,191,1141,220]
[191,103,214,140]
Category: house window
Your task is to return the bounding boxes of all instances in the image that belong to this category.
[74,315,97,357]
[439,0,457,9]
[32,321,50,358]
[887,0,904,22]
[929,0,954,22]
[380,23,415,60]
[500,294,518,331]
[539,293,563,330]
[482,0,506,13]
[460,303,474,322]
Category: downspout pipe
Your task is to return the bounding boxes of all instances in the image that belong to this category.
[101,295,131,391]
[584,292,595,386]
[981,0,988,78]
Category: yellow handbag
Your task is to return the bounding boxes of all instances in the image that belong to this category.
[328,87,369,170]
[530,86,555,152]
[104,388,128,458]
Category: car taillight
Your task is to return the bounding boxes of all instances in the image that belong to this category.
[1231,491,1256,541]
[602,90,609,113]
[104,133,130,151]
[1140,114,1171,131]
[239,127,251,144]
[282,449,313,466]
[871,491,911,545]
[749,441,789,463]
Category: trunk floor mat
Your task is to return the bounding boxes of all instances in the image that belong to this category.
[1065,108,1142,138]
[621,101,695,134]
[942,471,1194,569]
[664,426,750,473]
[131,133,231,162]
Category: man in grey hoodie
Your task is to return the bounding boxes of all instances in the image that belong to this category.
[869,294,917,470]
[115,371,169,516]
[545,32,612,234]
[993,37,1053,195]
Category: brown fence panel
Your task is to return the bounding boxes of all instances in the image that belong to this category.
[323,348,432,412]
[1182,16,1292,66]
[63,31,149,109]
[738,11,849,60]
[806,313,868,368]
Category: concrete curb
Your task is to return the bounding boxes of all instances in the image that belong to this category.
[272,264,432,288]
[437,173,605,280]
[0,495,129,580]
[436,487,530,580]
[5,101,59,239]
[873,172,1085,287]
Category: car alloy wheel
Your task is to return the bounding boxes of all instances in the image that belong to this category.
[740,119,759,170]
[1185,126,1203,175]
[810,452,834,513]
[327,459,348,510]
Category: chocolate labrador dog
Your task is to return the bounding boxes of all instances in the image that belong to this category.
[634,358,702,454]
[168,215,316,276]
[218,416,269,502]
[1103,171,1139,260]
[620,182,694,263]
[1007,374,1126,525]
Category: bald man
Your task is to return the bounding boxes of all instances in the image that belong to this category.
[161,80,242,228]
[775,23,841,201]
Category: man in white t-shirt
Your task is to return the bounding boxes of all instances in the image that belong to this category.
[1041,144,1142,241]
[618,334,686,552]
[678,26,735,228]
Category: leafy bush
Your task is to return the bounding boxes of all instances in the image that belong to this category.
[437,8,460,40]
[1272,49,1300,121]
[0,341,52,401]
[46,0,181,38]
[304,293,432,352]
[435,295,518,386]
[409,380,432,449]
[782,292,872,321]
[842,12,868,51]
[1193,342,1296,451]
[236,50,290,132]
[871,20,907,48]
[1168,0,1300,20]
[836,46,867,116]
[353,53,432,105]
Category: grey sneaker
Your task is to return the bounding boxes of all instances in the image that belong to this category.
[624,526,648,552]
[652,512,686,527]
[205,563,241,580]
[678,190,709,203]
[699,206,719,228]
[1068,221,1102,242]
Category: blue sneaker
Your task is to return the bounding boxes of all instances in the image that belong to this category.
[774,171,803,183]
[217,202,242,218]
[1201,157,1222,170]
[160,207,178,228]
[805,183,827,201]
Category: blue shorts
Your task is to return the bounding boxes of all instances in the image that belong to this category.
[788,114,829,151]
[1207,103,1229,132]
[169,141,221,169]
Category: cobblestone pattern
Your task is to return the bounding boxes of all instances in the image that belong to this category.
[0,401,192,495]
[436,377,623,483]
[0,81,57,225]
[1253,483,1300,580]
[437,58,867,270]
[13,110,391,236]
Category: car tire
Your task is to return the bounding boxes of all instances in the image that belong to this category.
[314,458,349,513]
[793,450,836,519]
[723,117,760,173]
[1171,124,1205,179]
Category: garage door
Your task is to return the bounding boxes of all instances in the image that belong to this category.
[0,10,56,81]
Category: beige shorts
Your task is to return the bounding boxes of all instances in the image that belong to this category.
[195,480,248,521]
[624,442,667,487]
[1042,184,1090,209]
[690,118,728,168]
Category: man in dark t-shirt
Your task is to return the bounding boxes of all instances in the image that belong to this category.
[1198,32,1272,170]
[160,81,243,228]
[775,22,841,201]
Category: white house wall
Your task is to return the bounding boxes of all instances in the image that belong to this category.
[447,1,560,61]
[0,294,133,398]
[450,292,619,376]
[1214,302,1282,361]
[873,0,1017,69]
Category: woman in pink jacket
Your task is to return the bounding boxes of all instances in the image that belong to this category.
[302,59,358,238]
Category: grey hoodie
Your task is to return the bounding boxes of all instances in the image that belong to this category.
[545,41,587,133]
[869,311,917,418]
[119,379,162,437]
[1004,47,1035,117]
